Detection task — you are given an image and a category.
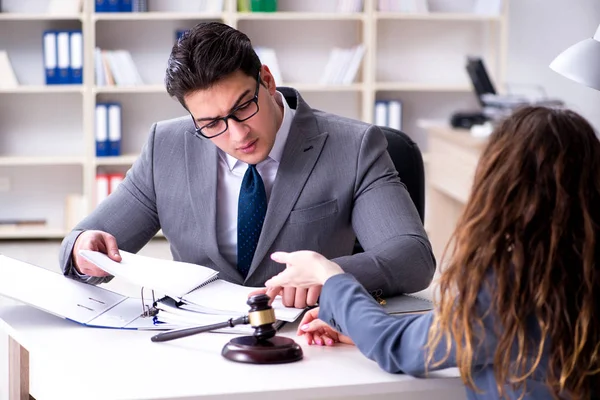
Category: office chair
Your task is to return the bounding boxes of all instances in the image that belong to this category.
[353,126,425,254]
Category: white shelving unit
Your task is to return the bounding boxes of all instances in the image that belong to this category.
[0,0,508,239]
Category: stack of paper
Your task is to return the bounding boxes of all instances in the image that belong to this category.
[79,250,306,330]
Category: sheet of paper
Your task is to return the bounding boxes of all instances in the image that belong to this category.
[182,280,304,322]
[79,250,218,299]
[0,255,125,324]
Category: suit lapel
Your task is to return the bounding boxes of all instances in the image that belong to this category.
[247,90,328,281]
[185,133,242,283]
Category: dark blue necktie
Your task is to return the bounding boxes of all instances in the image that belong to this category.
[237,164,267,279]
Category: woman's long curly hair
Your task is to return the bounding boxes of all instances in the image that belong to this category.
[426,106,600,399]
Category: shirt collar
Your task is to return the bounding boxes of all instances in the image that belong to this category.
[223,90,295,171]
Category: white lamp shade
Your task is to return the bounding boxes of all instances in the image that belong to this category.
[550,24,600,91]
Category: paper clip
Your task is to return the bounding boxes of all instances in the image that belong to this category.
[140,286,158,318]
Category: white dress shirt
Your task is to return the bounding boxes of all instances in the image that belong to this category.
[216,91,295,267]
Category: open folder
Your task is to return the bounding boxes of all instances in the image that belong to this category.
[78,250,305,323]
[0,255,160,330]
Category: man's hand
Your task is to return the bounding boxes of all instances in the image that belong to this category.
[297,308,354,346]
[72,230,121,276]
[266,251,344,288]
[249,286,322,309]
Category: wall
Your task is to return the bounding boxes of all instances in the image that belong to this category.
[507,0,600,128]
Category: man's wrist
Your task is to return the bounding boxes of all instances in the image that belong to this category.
[319,261,344,285]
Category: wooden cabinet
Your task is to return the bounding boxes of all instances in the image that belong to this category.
[424,125,487,261]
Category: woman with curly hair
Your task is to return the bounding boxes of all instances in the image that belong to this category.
[265,106,600,399]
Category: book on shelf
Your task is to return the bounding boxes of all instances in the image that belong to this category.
[47,0,82,15]
[254,47,283,85]
[43,30,83,85]
[374,99,402,130]
[238,0,276,12]
[319,44,365,85]
[95,102,121,156]
[95,171,124,205]
[95,48,143,87]
[0,50,18,88]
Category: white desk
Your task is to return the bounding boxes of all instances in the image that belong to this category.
[1,304,465,400]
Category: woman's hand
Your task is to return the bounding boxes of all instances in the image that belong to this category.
[265,250,344,288]
[297,308,354,346]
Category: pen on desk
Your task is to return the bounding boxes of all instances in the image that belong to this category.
[88,297,105,304]
[77,304,94,311]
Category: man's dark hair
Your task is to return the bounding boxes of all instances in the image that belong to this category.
[165,22,262,108]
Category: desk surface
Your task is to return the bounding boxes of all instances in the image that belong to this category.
[0,304,462,400]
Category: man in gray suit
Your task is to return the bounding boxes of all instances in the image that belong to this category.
[59,22,435,308]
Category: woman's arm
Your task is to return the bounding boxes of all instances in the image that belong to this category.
[318,273,456,375]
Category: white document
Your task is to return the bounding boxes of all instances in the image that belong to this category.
[79,250,219,300]
[80,250,305,323]
[0,255,157,329]
[182,280,304,322]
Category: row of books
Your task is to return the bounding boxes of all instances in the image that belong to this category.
[95,103,122,157]
[94,48,143,87]
[95,173,124,206]
[96,0,227,13]
[374,100,403,131]
[238,0,276,12]
[43,31,83,85]
[320,45,365,85]
[95,0,147,12]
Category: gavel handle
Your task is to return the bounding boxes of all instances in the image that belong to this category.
[151,316,249,342]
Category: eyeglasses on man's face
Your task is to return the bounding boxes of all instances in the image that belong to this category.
[192,72,261,139]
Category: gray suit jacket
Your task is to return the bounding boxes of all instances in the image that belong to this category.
[319,274,554,399]
[60,88,435,296]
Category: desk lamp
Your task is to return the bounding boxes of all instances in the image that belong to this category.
[550,24,600,90]
[151,294,303,364]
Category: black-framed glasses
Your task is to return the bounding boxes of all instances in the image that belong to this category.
[191,72,261,139]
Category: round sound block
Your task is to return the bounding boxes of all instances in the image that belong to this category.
[222,336,303,364]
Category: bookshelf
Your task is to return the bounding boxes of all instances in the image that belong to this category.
[0,0,508,239]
